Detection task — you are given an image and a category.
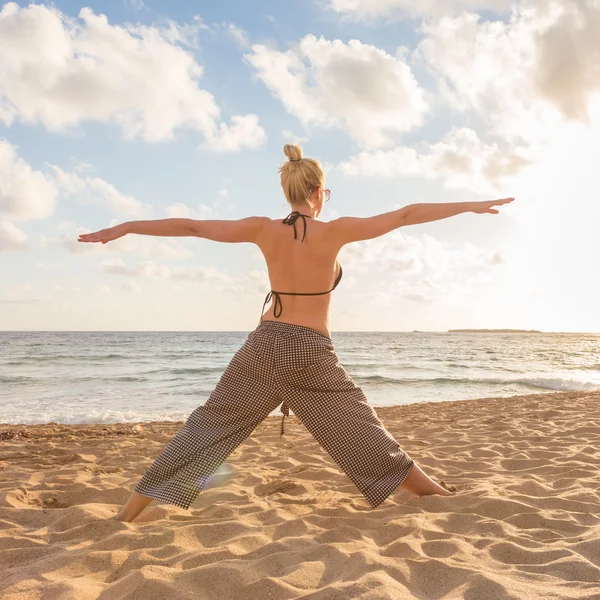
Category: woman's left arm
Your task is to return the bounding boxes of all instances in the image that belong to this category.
[78,217,268,245]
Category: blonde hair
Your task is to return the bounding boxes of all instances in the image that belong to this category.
[279,144,324,210]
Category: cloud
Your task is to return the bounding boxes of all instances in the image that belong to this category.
[0,139,57,221]
[92,284,111,295]
[122,279,142,293]
[100,258,272,294]
[339,229,504,302]
[532,0,600,122]
[223,22,249,47]
[126,0,147,10]
[0,282,45,303]
[0,3,265,151]
[51,166,152,218]
[203,114,266,152]
[282,129,309,144]
[415,1,600,146]
[227,269,270,294]
[0,220,27,251]
[165,203,191,218]
[338,126,533,193]
[165,203,220,219]
[328,0,512,20]
[101,259,168,277]
[41,229,193,260]
[246,34,429,149]
[101,258,233,283]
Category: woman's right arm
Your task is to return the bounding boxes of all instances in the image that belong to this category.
[330,198,514,245]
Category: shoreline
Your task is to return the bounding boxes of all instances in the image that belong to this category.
[0,389,572,430]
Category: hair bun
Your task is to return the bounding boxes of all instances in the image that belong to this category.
[283,144,303,162]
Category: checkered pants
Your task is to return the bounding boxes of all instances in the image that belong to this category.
[134,320,414,510]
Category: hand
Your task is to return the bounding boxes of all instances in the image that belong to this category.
[471,197,515,214]
[78,223,129,244]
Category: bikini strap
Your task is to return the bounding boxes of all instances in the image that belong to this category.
[333,263,343,289]
[282,211,312,243]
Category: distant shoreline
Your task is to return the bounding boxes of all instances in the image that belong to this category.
[446,328,542,333]
[6,329,600,334]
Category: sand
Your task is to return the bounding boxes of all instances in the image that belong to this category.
[1,390,599,599]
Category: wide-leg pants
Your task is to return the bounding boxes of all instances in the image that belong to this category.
[134,320,414,510]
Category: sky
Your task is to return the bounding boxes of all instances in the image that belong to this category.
[1,0,599,332]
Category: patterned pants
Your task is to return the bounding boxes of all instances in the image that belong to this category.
[134,320,414,510]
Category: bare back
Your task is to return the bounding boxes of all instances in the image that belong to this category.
[256,216,342,337]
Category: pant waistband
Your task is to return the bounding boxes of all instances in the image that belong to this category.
[256,319,332,341]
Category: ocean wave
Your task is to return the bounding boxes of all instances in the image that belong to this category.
[0,405,286,425]
[63,375,146,383]
[5,354,132,363]
[514,376,600,392]
[142,367,225,376]
[4,356,70,363]
[352,374,600,392]
[0,409,193,425]
[0,375,35,384]
[4,352,203,364]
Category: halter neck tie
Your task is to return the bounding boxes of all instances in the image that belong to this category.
[282,211,312,243]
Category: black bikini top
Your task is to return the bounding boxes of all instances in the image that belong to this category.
[258,211,343,322]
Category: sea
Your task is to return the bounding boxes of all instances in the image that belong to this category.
[1,331,599,425]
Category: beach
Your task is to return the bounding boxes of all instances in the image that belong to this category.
[1,389,598,599]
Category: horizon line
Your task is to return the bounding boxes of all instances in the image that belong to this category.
[2,329,599,334]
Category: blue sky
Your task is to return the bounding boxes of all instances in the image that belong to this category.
[1,0,599,332]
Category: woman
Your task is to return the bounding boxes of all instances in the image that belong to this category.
[79,144,514,522]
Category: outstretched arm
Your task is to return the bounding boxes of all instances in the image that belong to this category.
[330,198,514,245]
[78,217,269,245]
[402,198,513,225]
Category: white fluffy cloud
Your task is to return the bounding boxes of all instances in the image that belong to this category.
[41,231,193,260]
[101,258,232,282]
[0,3,265,151]
[340,229,504,303]
[337,1,600,190]
[246,34,429,149]
[329,0,512,20]
[0,220,27,251]
[203,114,266,152]
[0,139,57,221]
[165,203,220,219]
[415,1,600,146]
[338,127,532,193]
[100,258,272,294]
[50,166,152,218]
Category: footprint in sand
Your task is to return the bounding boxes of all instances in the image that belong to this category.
[254,479,306,497]
[286,464,309,475]
[37,496,70,509]
[440,480,457,493]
